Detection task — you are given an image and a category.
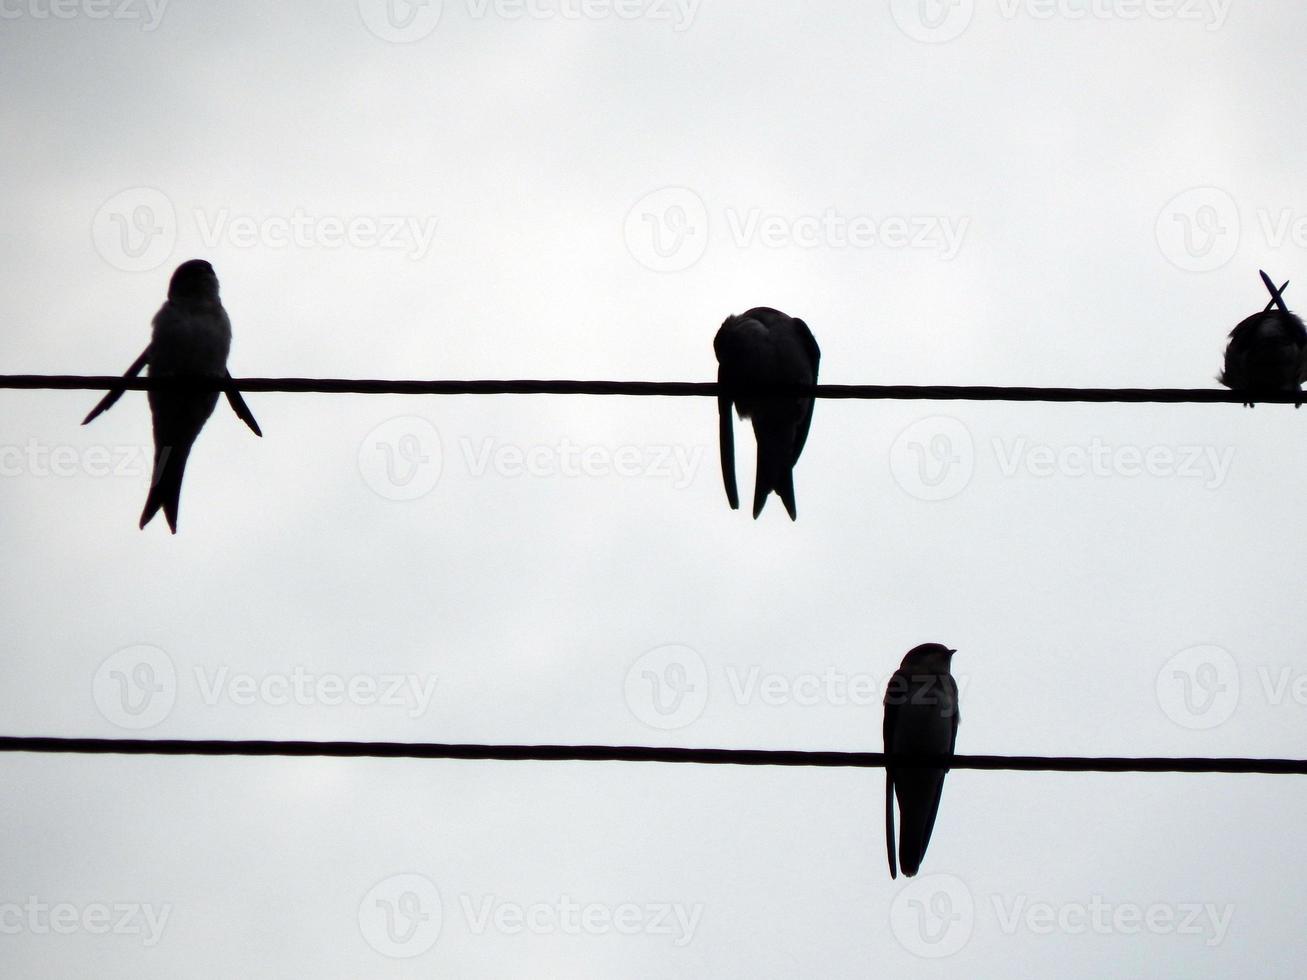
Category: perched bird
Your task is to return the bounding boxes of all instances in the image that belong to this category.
[1219,272,1307,408]
[884,643,960,880]
[714,308,820,520]
[83,259,261,533]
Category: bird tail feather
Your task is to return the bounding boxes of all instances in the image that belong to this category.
[894,772,944,878]
[752,428,797,521]
[140,444,187,534]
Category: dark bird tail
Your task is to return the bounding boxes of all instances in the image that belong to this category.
[896,816,927,878]
[894,771,945,878]
[752,423,798,521]
[140,444,188,534]
[773,465,796,521]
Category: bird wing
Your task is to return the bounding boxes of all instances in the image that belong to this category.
[1262,271,1291,315]
[713,324,747,511]
[916,673,961,865]
[789,317,821,464]
[946,673,960,762]
[883,670,902,879]
[82,346,151,426]
[1262,275,1291,314]
[224,370,262,437]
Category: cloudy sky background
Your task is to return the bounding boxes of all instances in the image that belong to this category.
[3,0,1307,975]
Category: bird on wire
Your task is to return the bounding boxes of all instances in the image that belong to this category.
[83,259,261,533]
[714,307,820,520]
[1219,271,1307,408]
[884,643,960,879]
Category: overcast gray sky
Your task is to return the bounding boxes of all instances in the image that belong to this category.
[4,0,1307,976]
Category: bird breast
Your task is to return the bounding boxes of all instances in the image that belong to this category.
[891,695,956,752]
[149,305,233,377]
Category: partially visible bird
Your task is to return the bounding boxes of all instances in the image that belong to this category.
[714,308,820,520]
[884,643,960,880]
[1220,272,1307,408]
[83,259,261,533]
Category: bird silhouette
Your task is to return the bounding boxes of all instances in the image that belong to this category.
[83,259,261,533]
[714,308,820,520]
[1219,272,1307,408]
[884,643,960,879]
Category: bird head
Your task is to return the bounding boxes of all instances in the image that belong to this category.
[899,643,957,671]
[168,259,220,303]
